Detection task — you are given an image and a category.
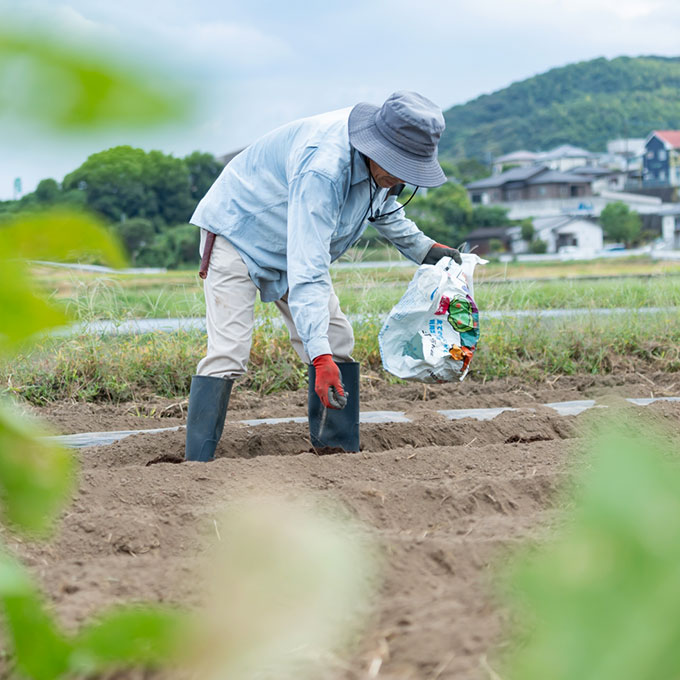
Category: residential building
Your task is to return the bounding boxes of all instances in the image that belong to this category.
[643,131,680,187]
[464,226,520,255]
[532,215,603,254]
[567,166,627,192]
[606,138,646,163]
[466,165,592,205]
[491,150,539,175]
[536,144,595,172]
[463,216,603,256]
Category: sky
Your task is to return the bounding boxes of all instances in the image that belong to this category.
[1,0,680,200]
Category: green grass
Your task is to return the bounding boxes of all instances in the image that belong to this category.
[9,260,679,403]
[5,310,680,404]
[32,264,680,321]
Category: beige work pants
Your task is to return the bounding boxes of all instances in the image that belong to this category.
[196,230,354,379]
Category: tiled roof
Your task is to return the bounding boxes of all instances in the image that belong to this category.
[466,165,547,189]
[494,150,539,163]
[568,166,616,176]
[526,170,592,185]
[654,130,680,149]
[465,226,514,240]
[537,144,594,161]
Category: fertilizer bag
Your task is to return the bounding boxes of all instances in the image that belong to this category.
[379,254,487,383]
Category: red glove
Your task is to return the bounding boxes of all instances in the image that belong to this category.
[312,354,347,409]
[423,243,462,265]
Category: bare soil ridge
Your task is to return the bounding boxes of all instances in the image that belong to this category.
[7,371,680,679]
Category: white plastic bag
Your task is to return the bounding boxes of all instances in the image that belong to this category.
[379,254,487,383]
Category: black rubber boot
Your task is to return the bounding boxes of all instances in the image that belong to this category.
[185,375,233,462]
[308,361,360,452]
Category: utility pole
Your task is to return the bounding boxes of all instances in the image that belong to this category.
[13,178,22,200]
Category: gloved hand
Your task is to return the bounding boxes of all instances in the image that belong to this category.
[423,243,462,265]
[312,354,347,409]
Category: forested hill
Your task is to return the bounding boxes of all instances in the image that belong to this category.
[438,56,680,161]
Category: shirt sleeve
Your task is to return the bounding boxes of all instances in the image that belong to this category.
[371,192,435,263]
[286,170,341,361]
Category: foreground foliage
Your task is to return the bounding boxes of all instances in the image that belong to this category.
[0,212,192,678]
[503,415,680,680]
[0,20,195,678]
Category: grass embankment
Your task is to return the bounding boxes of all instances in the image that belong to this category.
[4,260,680,404]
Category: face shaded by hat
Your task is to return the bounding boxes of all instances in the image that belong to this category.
[348,90,447,188]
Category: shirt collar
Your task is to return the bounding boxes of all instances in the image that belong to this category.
[350,148,370,186]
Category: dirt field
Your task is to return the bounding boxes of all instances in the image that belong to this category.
[10,372,680,679]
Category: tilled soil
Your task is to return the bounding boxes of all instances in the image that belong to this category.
[26,370,680,434]
[8,372,680,679]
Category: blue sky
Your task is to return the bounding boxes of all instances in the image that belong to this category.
[2,0,680,199]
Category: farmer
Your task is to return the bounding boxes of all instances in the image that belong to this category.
[185,90,461,461]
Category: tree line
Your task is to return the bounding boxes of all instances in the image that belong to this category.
[1,144,643,266]
[2,147,517,267]
[0,146,223,269]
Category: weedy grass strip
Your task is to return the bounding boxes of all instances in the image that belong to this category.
[4,311,680,404]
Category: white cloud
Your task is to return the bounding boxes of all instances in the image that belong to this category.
[176,21,293,70]
[4,2,121,44]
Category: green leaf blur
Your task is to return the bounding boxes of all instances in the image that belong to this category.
[0,552,73,680]
[0,209,126,265]
[0,210,126,351]
[0,13,192,680]
[503,416,680,680]
[0,32,189,130]
[72,607,187,672]
[0,404,74,535]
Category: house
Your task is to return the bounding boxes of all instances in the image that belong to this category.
[532,215,603,254]
[607,138,646,159]
[463,226,520,255]
[606,138,645,172]
[463,216,603,256]
[492,150,539,175]
[567,165,627,192]
[643,131,680,187]
[659,204,680,249]
[536,145,595,172]
[466,165,593,205]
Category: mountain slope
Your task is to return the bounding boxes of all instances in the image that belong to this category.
[439,56,680,160]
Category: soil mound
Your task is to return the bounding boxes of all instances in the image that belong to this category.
[9,375,680,678]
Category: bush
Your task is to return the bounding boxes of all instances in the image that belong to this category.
[530,238,548,254]
[136,223,200,269]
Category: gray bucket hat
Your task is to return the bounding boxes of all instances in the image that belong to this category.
[348,90,447,188]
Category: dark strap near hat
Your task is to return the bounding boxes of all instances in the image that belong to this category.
[364,156,419,223]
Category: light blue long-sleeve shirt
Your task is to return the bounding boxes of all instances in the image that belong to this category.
[191,106,435,360]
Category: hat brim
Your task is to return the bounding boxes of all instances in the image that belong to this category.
[348,102,447,188]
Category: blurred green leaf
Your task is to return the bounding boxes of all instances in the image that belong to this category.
[0,551,73,680]
[0,32,189,130]
[504,416,680,680]
[72,607,187,672]
[0,209,126,266]
[0,260,69,351]
[0,210,126,350]
[0,402,75,534]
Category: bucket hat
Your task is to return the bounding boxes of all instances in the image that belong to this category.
[348,91,447,188]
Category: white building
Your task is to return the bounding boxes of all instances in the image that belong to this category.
[607,138,646,159]
[492,150,539,175]
[536,145,596,172]
[532,215,604,254]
